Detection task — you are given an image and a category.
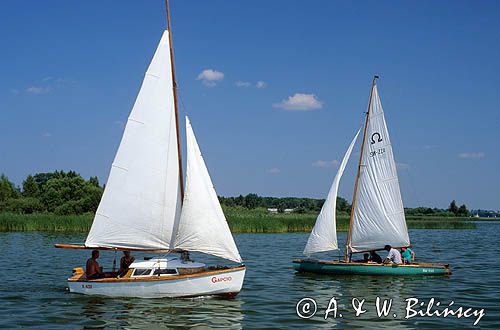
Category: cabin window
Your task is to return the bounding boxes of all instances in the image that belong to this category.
[132,268,152,276]
[153,268,178,276]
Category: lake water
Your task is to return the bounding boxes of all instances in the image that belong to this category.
[0,222,498,329]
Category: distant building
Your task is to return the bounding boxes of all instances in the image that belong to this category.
[267,208,296,214]
[471,209,500,218]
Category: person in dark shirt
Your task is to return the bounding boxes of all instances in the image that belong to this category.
[118,251,135,276]
[369,250,383,264]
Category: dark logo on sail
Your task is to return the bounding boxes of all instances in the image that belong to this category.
[370,132,382,145]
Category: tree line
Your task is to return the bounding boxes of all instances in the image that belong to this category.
[218,193,350,214]
[0,171,103,215]
[0,171,470,217]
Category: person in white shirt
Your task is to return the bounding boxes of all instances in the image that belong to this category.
[383,245,402,264]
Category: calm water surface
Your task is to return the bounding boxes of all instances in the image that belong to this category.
[0,223,498,329]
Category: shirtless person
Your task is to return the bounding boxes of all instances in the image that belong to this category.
[118,251,135,276]
[86,250,105,280]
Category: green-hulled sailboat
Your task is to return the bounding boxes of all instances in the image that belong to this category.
[293,76,450,276]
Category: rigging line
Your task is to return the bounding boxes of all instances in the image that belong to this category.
[177,88,190,116]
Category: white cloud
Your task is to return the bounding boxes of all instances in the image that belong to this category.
[54,77,76,87]
[312,160,339,168]
[196,69,224,87]
[458,152,485,159]
[266,167,281,174]
[273,93,323,111]
[23,77,76,95]
[26,86,51,94]
[396,162,410,170]
[235,80,251,88]
[256,81,268,89]
[423,145,439,150]
[41,132,52,138]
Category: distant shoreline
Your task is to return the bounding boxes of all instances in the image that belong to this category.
[0,210,476,233]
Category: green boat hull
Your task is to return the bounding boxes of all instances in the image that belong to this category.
[293,259,451,276]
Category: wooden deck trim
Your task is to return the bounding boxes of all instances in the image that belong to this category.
[69,266,246,283]
[293,259,449,269]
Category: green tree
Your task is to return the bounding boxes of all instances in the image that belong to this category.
[295,206,307,214]
[448,200,458,215]
[40,175,87,212]
[336,197,351,213]
[22,175,40,198]
[277,201,286,213]
[0,174,18,202]
[235,195,245,207]
[457,204,470,217]
[2,197,44,214]
[88,176,100,187]
[244,193,260,209]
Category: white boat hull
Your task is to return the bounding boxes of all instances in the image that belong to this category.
[68,267,245,298]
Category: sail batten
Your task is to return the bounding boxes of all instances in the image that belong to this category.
[85,30,182,250]
[349,84,410,253]
[175,117,242,263]
[303,129,360,255]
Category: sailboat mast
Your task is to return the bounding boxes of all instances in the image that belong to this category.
[344,75,379,262]
[166,0,185,201]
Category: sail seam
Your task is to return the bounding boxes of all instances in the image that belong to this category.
[111,164,128,171]
[128,118,145,125]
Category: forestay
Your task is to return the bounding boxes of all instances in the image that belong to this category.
[349,85,410,252]
[303,129,360,255]
[86,31,182,250]
[175,117,242,263]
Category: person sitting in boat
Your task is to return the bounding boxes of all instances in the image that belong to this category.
[401,246,415,264]
[363,253,369,262]
[369,250,383,264]
[86,250,105,280]
[181,251,191,262]
[383,245,402,264]
[118,251,135,276]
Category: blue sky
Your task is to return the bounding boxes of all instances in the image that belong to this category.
[1,1,499,209]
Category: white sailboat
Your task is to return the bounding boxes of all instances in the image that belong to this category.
[55,1,245,297]
[294,76,450,276]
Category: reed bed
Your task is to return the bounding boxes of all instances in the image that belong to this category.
[0,213,93,232]
[226,213,475,233]
[0,209,475,233]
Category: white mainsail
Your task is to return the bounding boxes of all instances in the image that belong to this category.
[349,84,410,252]
[175,117,242,263]
[303,129,360,255]
[85,31,182,250]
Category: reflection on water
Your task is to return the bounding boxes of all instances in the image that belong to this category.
[76,296,244,329]
[0,223,498,328]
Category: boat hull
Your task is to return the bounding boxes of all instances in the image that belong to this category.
[293,259,450,276]
[68,266,246,298]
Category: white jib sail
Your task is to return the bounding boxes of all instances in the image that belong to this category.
[86,31,182,250]
[349,84,410,252]
[303,129,360,255]
[175,117,242,263]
